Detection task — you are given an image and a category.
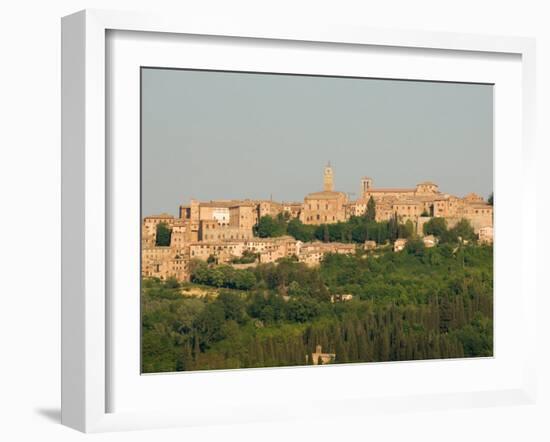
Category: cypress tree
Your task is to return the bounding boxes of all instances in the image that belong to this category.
[439,295,452,333]
[366,196,376,222]
[193,333,201,360]
[323,224,330,242]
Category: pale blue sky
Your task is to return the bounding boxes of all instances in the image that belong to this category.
[141,68,493,216]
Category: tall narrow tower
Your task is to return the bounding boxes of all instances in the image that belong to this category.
[361,177,373,197]
[323,162,334,192]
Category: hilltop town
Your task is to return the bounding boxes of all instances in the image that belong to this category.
[142,164,493,282]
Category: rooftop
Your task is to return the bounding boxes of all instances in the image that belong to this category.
[305,191,347,200]
[417,181,438,186]
[143,213,174,219]
[463,192,484,200]
[367,188,415,193]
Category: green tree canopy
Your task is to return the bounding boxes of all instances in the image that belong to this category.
[287,218,316,242]
[405,237,425,256]
[142,240,493,372]
[423,217,448,237]
[398,219,415,239]
[450,219,476,242]
[155,222,172,246]
[254,215,287,238]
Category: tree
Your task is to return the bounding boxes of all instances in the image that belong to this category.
[230,250,257,264]
[286,298,320,323]
[323,224,330,242]
[398,219,415,239]
[388,213,399,241]
[488,192,493,206]
[155,222,172,246]
[287,218,316,242]
[405,237,425,257]
[164,276,180,289]
[439,295,452,333]
[141,225,494,372]
[193,303,227,348]
[366,196,376,222]
[450,219,476,243]
[255,215,286,237]
[216,292,247,324]
[423,217,448,237]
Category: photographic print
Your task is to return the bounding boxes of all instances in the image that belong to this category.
[140,68,493,373]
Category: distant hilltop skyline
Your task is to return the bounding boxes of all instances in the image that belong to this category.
[141,68,493,216]
[143,162,491,217]
[144,163,492,235]
[140,162,493,283]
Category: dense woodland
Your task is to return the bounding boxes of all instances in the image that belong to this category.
[142,231,493,373]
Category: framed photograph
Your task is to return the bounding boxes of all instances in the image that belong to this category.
[61,9,537,432]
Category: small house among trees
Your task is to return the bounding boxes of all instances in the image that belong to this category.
[306,344,336,365]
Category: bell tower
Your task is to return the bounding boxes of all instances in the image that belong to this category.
[361,177,373,197]
[323,162,334,192]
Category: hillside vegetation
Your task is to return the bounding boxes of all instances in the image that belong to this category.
[142,242,493,373]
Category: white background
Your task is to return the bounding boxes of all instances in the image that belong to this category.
[0,1,548,441]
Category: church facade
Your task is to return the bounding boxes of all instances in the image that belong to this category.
[300,163,349,225]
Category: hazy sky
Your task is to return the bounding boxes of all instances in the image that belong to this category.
[142,68,493,216]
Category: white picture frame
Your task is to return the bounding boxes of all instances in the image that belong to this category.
[61,9,537,433]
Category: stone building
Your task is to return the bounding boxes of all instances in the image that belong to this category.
[189,241,246,263]
[141,246,189,281]
[394,238,408,252]
[350,176,493,235]
[297,249,324,267]
[298,241,355,267]
[142,213,175,243]
[229,203,257,231]
[258,200,284,219]
[478,226,494,244]
[187,236,300,265]
[423,235,437,248]
[199,220,253,242]
[255,236,301,264]
[300,163,348,225]
[282,201,303,219]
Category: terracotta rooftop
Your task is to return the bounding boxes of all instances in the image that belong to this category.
[143,213,174,219]
[305,191,347,200]
[394,199,422,205]
[199,200,257,208]
[417,181,438,186]
[463,192,484,200]
[367,188,415,193]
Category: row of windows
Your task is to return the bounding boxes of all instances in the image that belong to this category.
[203,233,248,240]
[308,203,334,210]
[306,215,336,221]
